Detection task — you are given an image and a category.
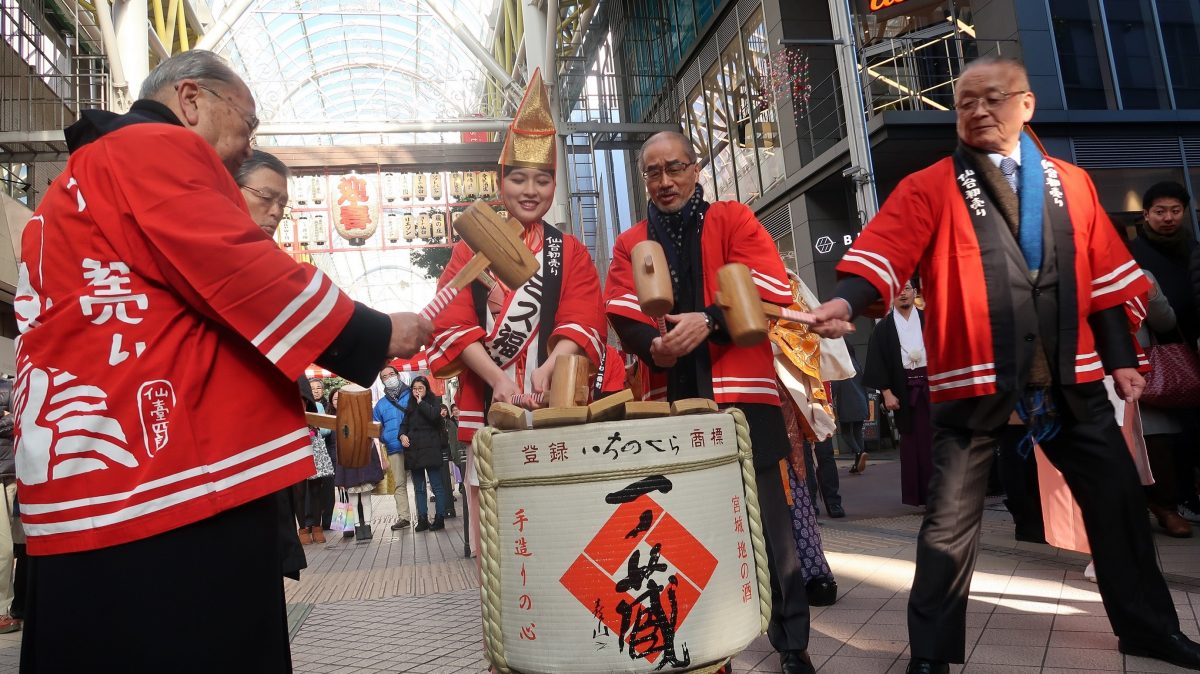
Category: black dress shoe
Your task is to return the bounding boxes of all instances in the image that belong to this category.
[778,650,815,674]
[1119,632,1200,670]
[905,658,949,674]
[806,578,838,606]
[827,504,846,518]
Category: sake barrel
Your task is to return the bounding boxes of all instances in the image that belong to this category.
[473,409,769,673]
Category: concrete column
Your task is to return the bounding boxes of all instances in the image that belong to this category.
[113,0,149,102]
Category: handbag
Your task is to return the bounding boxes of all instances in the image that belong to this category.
[330,488,357,532]
[308,430,334,479]
[1141,333,1200,408]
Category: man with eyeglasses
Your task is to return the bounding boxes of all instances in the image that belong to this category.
[16,50,431,672]
[605,131,815,674]
[802,56,1200,673]
[234,149,291,236]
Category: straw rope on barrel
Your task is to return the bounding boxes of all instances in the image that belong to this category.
[473,409,771,673]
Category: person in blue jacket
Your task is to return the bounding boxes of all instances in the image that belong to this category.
[373,365,413,530]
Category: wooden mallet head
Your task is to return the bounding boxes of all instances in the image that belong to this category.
[332,384,379,468]
[548,354,591,408]
[455,201,539,289]
[716,263,773,347]
[630,240,673,319]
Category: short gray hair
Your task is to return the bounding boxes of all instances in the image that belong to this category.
[234,149,289,185]
[139,49,242,100]
[638,131,699,171]
[959,56,1030,88]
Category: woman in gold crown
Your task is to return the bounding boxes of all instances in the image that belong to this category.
[426,70,606,557]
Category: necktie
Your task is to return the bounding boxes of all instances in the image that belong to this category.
[1000,157,1019,194]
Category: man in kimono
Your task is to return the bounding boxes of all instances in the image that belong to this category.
[803,57,1200,673]
[863,280,933,505]
[605,131,815,674]
[14,50,430,671]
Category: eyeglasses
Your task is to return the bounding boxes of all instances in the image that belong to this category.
[953,90,1028,112]
[642,160,696,182]
[198,84,259,137]
[241,184,288,210]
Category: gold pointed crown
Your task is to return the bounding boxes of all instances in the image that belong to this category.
[499,68,556,172]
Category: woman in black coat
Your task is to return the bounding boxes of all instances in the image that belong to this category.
[399,376,450,531]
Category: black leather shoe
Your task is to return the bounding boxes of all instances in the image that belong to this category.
[806,578,838,606]
[779,650,815,674]
[827,504,846,518]
[905,658,949,674]
[1119,632,1200,670]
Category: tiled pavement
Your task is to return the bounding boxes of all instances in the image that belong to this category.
[4,457,1200,672]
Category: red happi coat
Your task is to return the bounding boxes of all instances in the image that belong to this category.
[604,201,793,405]
[837,155,1149,403]
[428,222,605,441]
[15,124,354,554]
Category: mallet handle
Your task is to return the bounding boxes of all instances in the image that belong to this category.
[510,392,545,407]
[420,253,493,321]
[760,303,810,324]
[655,316,667,337]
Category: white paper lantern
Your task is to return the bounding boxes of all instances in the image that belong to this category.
[385,211,401,243]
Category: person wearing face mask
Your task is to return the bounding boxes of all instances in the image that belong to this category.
[428,70,605,555]
[398,377,449,531]
[372,366,413,530]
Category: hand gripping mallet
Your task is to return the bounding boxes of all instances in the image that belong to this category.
[714,263,815,347]
[630,240,673,337]
[508,353,591,409]
[419,200,539,321]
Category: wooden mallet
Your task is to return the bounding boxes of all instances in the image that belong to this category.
[509,353,591,409]
[420,201,538,320]
[715,263,813,347]
[631,240,673,337]
[305,384,381,468]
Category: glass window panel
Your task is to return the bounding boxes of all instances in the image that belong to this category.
[696,0,715,29]
[1088,167,1190,238]
[1104,0,1172,109]
[688,83,717,199]
[722,39,761,204]
[743,8,784,191]
[704,61,738,202]
[1157,0,1200,108]
[1050,0,1117,109]
[674,0,697,66]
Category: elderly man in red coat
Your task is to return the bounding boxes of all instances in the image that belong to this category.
[804,57,1200,673]
[14,50,430,672]
[605,131,814,674]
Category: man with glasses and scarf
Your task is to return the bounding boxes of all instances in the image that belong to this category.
[605,131,815,674]
[803,57,1200,673]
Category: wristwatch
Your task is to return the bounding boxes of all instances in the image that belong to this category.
[702,312,715,332]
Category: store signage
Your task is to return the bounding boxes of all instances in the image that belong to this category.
[868,0,907,10]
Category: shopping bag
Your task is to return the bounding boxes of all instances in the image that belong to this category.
[330,489,358,532]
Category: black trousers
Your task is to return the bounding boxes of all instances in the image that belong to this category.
[291,476,333,529]
[22,495,292,673]
[997,424,1044,541]
[839,420,865,458]
[909,388,1178,662]
[804,437,841,510]
[736,403,811,652]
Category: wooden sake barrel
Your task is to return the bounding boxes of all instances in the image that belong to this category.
[472,410,770,674]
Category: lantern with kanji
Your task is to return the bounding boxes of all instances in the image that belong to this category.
[312,212,327,246]
[431,212,446,239]
[310,176,326,205]
[291,176,308,205]
[332,171,380,246]
[403,213,416,241]
[417,212,432,239]
[430,173,443,201]
[296,214,311,248]
[450,172,464,201]
[382,172,398,202]
[400,172,412,201]
[385,211,401,243]
[463,170,478,199]
[479,170,497,198]
[278,216,294,248]
[413,173,427,200]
